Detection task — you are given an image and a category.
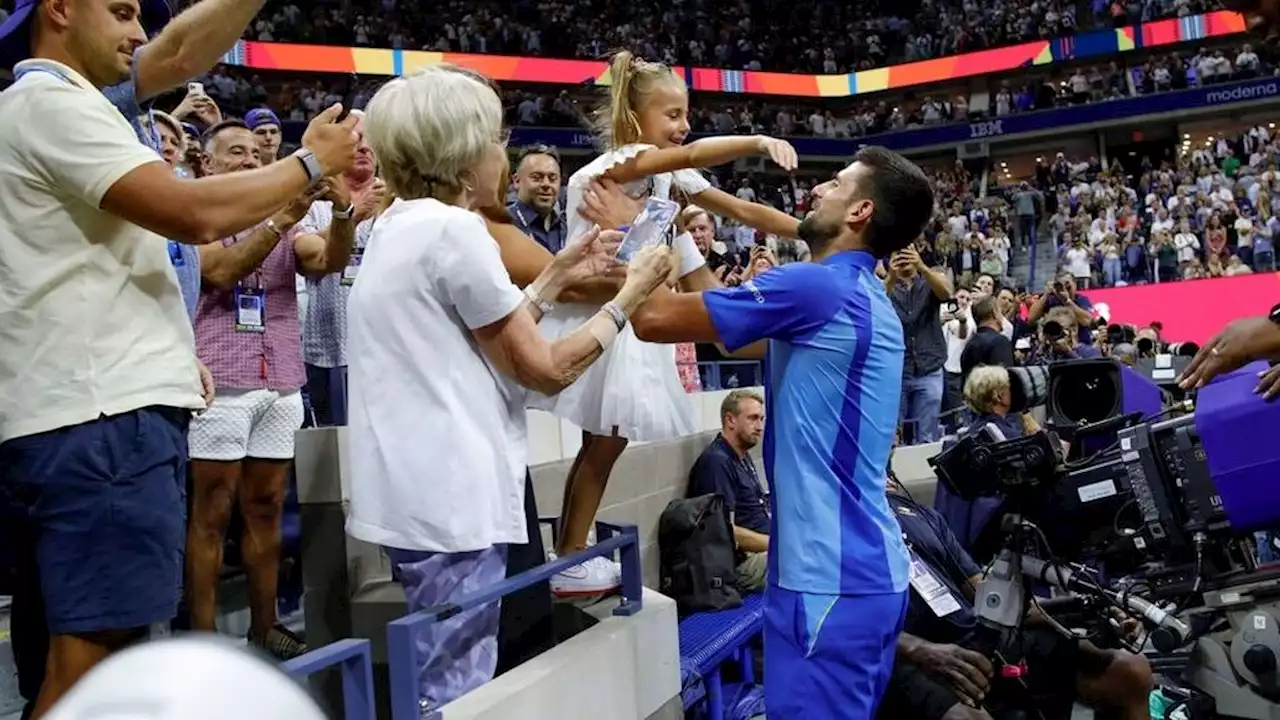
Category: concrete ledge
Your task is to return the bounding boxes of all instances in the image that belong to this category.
[439,589,680,720]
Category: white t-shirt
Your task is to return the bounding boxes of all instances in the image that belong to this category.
[0,60,202,443]
[1064,247,1091,278]
[345,198,529,553]
[942,309,974,374]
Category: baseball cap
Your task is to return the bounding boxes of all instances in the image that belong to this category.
[0,0,173,71]
[244,107,282,130]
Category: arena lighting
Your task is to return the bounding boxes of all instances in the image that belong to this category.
[1183,133,1191,138]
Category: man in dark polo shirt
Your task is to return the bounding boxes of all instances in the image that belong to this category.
[878,474,1153,720]
[959,295,1016,387]
[688,389,769,591]
[507,144,566,253]
[886,242,952,443]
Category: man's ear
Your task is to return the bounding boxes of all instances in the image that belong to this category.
[845,197,873,228]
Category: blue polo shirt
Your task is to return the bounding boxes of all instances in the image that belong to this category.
[703,251,911,596]
[101,70,201,322]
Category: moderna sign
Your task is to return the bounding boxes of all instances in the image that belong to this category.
[1205,82,1280,105]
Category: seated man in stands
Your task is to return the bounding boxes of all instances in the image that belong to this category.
[687,390,769,592]
[879,473,1154,720]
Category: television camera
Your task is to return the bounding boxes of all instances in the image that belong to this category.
[930,357,1280,719]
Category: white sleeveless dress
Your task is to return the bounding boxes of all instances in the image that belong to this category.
[527,143,710,441]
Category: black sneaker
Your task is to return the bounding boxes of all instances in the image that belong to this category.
[250,624,307,660]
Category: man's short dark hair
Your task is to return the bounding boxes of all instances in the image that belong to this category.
[972,295,1000,326]
[202,119,251,149]
[515,144,561,168]
[853,146,935,258]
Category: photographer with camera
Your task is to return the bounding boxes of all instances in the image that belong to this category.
[1026,273,1095,346]
[887,242,953,443]
[1029,307,1103,363]
[880,472,1155,720]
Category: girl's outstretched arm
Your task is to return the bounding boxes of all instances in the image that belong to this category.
[603,135,797,184]
[693,186,803,239]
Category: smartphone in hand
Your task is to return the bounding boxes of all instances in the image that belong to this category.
[615,197,679,263]
[335,73,361,122]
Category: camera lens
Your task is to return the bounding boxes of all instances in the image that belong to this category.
[1044,320,1064,339]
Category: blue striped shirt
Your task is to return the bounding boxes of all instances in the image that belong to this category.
[703,251,911,596]
[101,67,201,323]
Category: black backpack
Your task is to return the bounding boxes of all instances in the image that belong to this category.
[658,493,742,615]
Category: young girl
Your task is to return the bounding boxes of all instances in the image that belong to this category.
[531,50,803,596]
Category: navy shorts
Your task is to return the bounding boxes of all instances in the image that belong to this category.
[763,587,908,720]
[0,407,189,635]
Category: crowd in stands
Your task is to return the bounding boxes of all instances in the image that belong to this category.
[990,124,1278,288]
[187,34,1272,160]
[243,0,1221,74]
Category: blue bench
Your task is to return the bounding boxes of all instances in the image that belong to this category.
[678,592,765,720]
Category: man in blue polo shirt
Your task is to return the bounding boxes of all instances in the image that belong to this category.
[632,145,935,718]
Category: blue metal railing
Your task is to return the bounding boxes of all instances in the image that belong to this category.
[281,638,377,720]
[386,521,644,720]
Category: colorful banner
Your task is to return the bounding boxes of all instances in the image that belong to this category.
[265,74,1280,156]
[220,10,1246,99]
[1086,273,1280,344]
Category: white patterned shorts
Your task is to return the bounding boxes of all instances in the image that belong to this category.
[188,388,304,461]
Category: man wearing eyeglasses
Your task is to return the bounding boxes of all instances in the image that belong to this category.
[507,144,566,253]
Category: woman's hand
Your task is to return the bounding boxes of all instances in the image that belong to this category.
[580,178,644,230]
[551,227,626,286]
[754,136,799,171]
[623,244,676,297]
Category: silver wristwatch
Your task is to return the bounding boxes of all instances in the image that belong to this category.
[332,203,356,220]
[291,148,324,187]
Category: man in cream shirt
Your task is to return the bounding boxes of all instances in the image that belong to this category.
[0,2,200,715]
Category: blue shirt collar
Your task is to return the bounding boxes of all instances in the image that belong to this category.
[819,249,878,271]
[510,199,560,227]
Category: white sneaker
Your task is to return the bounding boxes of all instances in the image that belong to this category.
[551,555,622,597]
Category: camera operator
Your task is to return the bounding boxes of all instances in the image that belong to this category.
[1028,307,1103,363]
[935,366,1039,552]
[1026,273,1095,346]
[879,474,1154,720]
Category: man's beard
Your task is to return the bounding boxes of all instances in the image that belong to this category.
[797,212,840,254]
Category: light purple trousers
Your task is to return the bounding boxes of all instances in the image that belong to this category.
[384,545,509,712]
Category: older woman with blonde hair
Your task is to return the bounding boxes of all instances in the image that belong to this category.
[344,65,674,710]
